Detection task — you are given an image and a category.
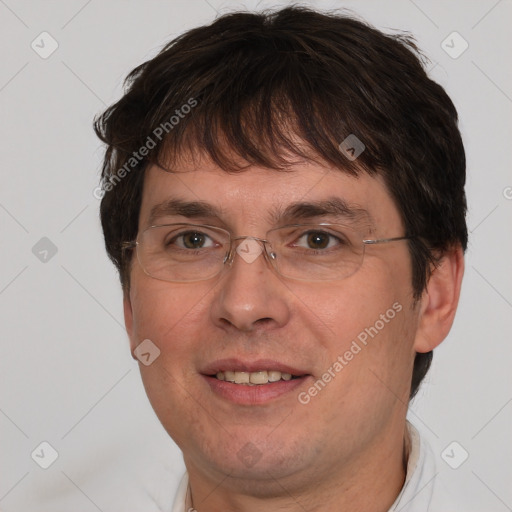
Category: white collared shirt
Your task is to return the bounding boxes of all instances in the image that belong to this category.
[170,423,469,512]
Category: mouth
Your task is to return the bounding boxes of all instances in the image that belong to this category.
[214,370,301,385]
[201,359,311,404]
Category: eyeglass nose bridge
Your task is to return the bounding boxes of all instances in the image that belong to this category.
[224,235,276,268]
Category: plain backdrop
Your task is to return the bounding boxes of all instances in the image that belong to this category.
[1,0,511,510]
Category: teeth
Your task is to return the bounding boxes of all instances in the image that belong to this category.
[224,371,235,382]
[215,370,296,384]
[267,370,282,382]
[250,371,268,384]
[234,372,250,384]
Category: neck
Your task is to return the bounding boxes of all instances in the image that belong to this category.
[185,421,411,512]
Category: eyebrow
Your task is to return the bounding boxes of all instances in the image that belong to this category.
[148,198,224,226]
[274,197,371,226]
[147,197,372,228]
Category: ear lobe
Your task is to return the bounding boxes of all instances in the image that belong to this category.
[123,292,138,358]
[414,246,465,353]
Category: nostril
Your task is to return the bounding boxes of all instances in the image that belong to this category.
[255,317,273,325]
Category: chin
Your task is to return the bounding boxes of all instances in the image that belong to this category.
[197,430,309,480]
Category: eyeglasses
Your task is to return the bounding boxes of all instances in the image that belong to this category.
[122,223,414,283]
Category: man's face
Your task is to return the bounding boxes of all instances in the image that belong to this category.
[124,156,422,489]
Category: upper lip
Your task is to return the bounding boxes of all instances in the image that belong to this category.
[201,358,310,377]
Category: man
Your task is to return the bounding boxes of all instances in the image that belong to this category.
[94,6,466,511]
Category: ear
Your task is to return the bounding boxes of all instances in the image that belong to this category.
[414,246,465,353]
[123,291,138,358]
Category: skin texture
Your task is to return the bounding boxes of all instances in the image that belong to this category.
[123,155,464,512]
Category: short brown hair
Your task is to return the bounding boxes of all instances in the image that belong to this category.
[94,6,467,399]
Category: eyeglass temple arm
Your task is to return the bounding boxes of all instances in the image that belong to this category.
[362,235,415,245]
[121,241,137,251]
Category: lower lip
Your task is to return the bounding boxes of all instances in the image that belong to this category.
[202,375,310,405]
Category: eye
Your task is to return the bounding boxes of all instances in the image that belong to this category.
[295,230,344,250]
[172,231,216,249]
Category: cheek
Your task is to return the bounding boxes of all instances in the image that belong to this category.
[128,278,218,408]
[289,264,417,394]
[288,275,408,346]
[129,275,213,342]
[128,280,215,441]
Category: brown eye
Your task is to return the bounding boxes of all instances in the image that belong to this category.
[182,232,207,249]
[168,231,217,250]
[306,232,330,249]
[291,229,348,252]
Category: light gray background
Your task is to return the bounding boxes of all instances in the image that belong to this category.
[1,0,511,510]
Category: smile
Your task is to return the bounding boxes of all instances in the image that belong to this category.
[215,370,298,385]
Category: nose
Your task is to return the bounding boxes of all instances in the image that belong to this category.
[209,237,291,332]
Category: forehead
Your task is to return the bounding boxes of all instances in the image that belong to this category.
[139,158,402,233]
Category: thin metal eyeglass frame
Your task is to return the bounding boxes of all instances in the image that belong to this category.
[121,223,416,283]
